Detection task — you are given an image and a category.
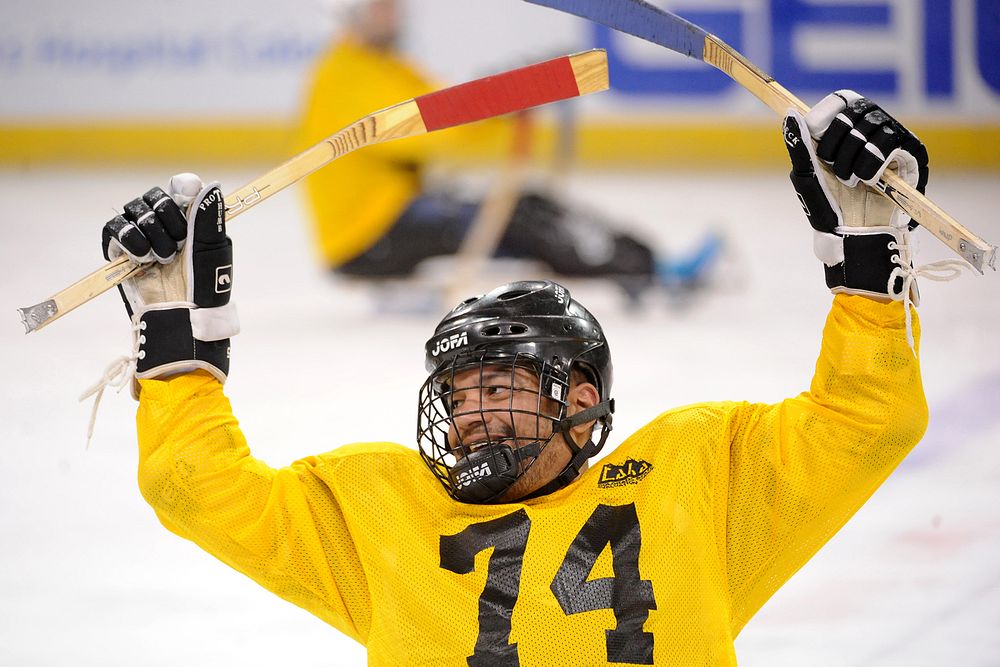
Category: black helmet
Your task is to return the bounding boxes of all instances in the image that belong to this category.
[417,280,615,503]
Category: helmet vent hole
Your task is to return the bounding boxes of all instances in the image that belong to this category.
[498,289,530,301]
[481,323,528,337]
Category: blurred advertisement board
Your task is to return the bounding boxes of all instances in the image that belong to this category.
[2,0,997,163]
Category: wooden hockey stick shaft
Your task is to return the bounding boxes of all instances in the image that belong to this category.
[702,36,995,272]
[525,0,997,274]
[18,49,609,334]
[446,110,535,306]
[543,97,579,198]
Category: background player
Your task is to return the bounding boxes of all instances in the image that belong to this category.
[298,0,720,297]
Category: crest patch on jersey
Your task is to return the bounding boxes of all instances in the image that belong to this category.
[597,458,653,488]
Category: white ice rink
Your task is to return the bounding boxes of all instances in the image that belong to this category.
[1,165,998,666]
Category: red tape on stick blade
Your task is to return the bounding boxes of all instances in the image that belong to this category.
[416,56,579,132]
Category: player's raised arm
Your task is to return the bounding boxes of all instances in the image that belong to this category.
[721,92,931,631]
[92,174,373,642]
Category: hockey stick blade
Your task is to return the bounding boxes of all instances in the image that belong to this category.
[18,49,609,334]
[524,0,997,273]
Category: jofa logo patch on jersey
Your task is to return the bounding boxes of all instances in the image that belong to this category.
[597,458,653,488]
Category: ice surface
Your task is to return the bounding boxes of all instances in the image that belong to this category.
[1,165,998,666]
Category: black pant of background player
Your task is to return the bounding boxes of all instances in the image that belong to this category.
[338,190,656,295]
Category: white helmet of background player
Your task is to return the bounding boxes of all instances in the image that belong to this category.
[323,0,400,49]
[417,280,615,504]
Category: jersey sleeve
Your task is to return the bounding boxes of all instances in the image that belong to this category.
[135,371,371,643]
[719,294,928,633]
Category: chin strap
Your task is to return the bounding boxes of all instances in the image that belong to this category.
[521,399,615,501]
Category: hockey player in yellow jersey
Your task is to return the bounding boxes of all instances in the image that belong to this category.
[99,90,930,664]
[298,0,492,269]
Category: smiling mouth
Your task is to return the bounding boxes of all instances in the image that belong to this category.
[454,433,512,455]
[463,440,493,453]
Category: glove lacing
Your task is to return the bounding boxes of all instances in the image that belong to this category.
[79,318,147,447]
[887,239,973,354]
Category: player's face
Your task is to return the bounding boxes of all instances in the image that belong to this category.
[445,364,574,501]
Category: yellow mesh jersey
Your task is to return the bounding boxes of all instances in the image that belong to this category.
[136,295,927,665]
[297,38,513,267]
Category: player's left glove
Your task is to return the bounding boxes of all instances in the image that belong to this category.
[101,173,238,397]
[81,173,238,443]
[783,89,929,302]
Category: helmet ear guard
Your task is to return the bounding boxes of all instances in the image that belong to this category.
[522,398,614,501]
[418,280,615,504]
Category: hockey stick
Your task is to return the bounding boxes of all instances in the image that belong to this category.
[445,110,535,306]
[17,49,609,334]
[547,98,579,197]
[523,0,997,274]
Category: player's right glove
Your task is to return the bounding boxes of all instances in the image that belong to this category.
[99,173,238,398]
[783,89,929,302]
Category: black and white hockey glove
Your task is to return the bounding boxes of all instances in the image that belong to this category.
[100,173,238,397]
[783,90,929,302]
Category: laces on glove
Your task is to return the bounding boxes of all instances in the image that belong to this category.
[887,240,973,355]
[79,319,147,447]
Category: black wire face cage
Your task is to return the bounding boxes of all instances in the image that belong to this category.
[417,350,571,504]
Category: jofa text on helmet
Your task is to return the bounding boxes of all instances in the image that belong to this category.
[432,331,469,357]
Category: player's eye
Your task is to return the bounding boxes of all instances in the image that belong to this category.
[484,384,511,399]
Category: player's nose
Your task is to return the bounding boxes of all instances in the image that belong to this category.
[452,401,491,430]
